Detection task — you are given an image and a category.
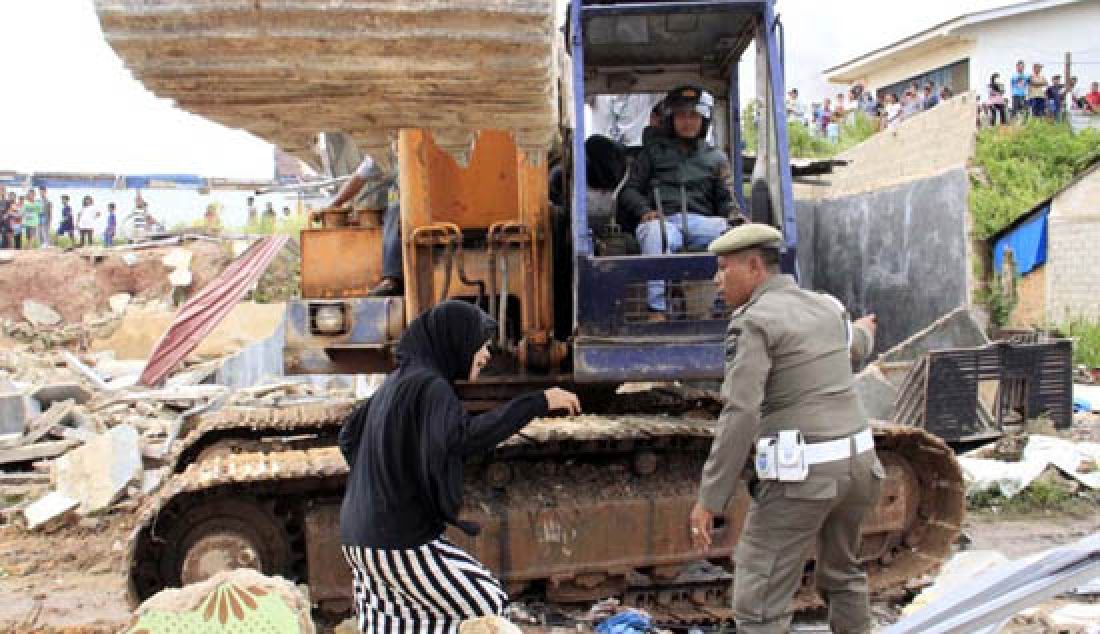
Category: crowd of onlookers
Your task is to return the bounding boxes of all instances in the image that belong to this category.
[785,60,1100,140]
[0,185,122,250]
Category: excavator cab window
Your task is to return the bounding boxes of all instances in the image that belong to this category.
[568,0,796,380]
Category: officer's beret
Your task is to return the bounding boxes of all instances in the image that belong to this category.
[708,223,783,255]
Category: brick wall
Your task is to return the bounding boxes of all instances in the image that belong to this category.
[1046,216,1100,323]
[1045,167,1100,323]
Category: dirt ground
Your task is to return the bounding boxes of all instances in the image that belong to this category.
[0,242,230,326]
[2,499,1097,633]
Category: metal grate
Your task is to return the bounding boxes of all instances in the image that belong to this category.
[621,280,733,323]
[893,340,1073,442]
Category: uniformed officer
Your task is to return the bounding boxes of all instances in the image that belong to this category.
[619,85,742,316]
[689,223,882,634]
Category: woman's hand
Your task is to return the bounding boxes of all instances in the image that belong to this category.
[543,388,581,415]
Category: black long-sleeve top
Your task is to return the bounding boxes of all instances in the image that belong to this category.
[338,299,550,549]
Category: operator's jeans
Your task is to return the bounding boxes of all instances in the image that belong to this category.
[382,202,402,281]
[635,212,728,312]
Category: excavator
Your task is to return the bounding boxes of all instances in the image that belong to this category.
[95,0,965,627]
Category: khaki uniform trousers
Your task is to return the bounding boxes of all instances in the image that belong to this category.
[732,445,884,634]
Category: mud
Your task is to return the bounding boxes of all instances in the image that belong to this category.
[0,243,229,327]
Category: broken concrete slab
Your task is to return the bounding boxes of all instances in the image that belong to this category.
[55,424,142,515]
[0,439,80,466]
[21,400,77,445]
[32,383,92,408]
[877,307,989,364]
[854,365,900,421]
[22,299,62,327]
[127,568,316,634]
[0,388,27,436]
[109,292,132,315]
[168,268,192,287]
[22,491,79,531]
[161,247,193,271]
[1044,603,1100,633]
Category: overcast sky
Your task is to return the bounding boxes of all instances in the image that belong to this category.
[0,0,1011,178]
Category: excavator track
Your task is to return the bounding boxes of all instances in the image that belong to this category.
[129,396,965,628]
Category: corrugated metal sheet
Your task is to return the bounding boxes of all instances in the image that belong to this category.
[139,236,289,386]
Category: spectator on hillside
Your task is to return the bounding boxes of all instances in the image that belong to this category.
[1046,75,1065,121]
[988,73,1008,126]
[785,88,806,125]
[1066,77,1084,113]
[37,186,51,247]
[900,88,921,119]
[104,203,117,247]
[10,195,24,249]
[923,82,940,109]
[57,194,75,244]
[1086,81,1100,113]
[1010,60,1029,118]
[21,189,40,249]
[820,97,833,135]
[861,90,878,117]
[262,201,277,229]
[884,93,902,129]
[1028,63,1048,118]
[246,196,258,224]
[940,85,954,102]
[0,187,9,249]
[77,195,98,247]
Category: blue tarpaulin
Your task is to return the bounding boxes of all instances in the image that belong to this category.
[993,206,1048,276]
[123,174,207,189]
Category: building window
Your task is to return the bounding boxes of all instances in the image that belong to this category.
[876,59,970,103]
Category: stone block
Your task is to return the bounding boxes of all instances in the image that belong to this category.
[0,389,27,436]
[22,491,79,531]
[22,299,62,327]
[32,383,93,408]
[55,424,142,515]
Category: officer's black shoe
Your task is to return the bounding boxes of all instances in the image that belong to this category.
[367,277,404,297]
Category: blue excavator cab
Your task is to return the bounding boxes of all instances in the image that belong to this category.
[569,0,795,382]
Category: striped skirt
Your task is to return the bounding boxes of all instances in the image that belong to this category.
[341,537,508,634]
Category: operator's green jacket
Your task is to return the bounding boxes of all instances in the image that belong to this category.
[698,274,874,514]
[618,131,736,232]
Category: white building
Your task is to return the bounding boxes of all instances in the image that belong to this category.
[823,0,1100,102]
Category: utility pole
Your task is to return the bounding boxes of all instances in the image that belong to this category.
[1065,51,1072,115]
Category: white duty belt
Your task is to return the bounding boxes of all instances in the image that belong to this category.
[803,428,875,465]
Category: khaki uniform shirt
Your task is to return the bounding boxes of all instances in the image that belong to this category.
[699,275,873,513]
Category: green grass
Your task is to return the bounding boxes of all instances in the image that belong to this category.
[1060,318,1100,368]
[968,478,1081,515]
[970,120,1100,239]
[741,103,878,159]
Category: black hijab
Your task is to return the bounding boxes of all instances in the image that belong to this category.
[339,300,496,539]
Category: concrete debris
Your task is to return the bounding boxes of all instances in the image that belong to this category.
[32,382,93,407]
[161,247,193,271]
[459,616,523,634]
[109,292,132,315]
[853,365,899,421]
[1044,604,1100,634]
[55,424,143,515]
[0,386,28,436]
[0,439,80,466]
[62,350,110,391]
[22,299,63,327]
[960,435,1100,498]
[876,306,989,364]
[20,399,77,445]
[122,252,138,266]
[21,491,80,531]
[168,268,192,287]
[0,250,14,263]
[127,567,316,634]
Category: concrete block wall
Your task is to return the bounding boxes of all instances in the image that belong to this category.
[1046,216,1100,323]
[810,93,978,201]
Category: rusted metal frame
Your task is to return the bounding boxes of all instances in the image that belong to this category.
[487,221,535,349]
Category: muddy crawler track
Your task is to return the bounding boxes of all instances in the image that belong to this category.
[129,399,965,627]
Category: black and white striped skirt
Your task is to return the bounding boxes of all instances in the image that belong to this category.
[341,537,508,634]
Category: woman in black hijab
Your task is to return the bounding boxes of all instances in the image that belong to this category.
[339,300,579,633]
